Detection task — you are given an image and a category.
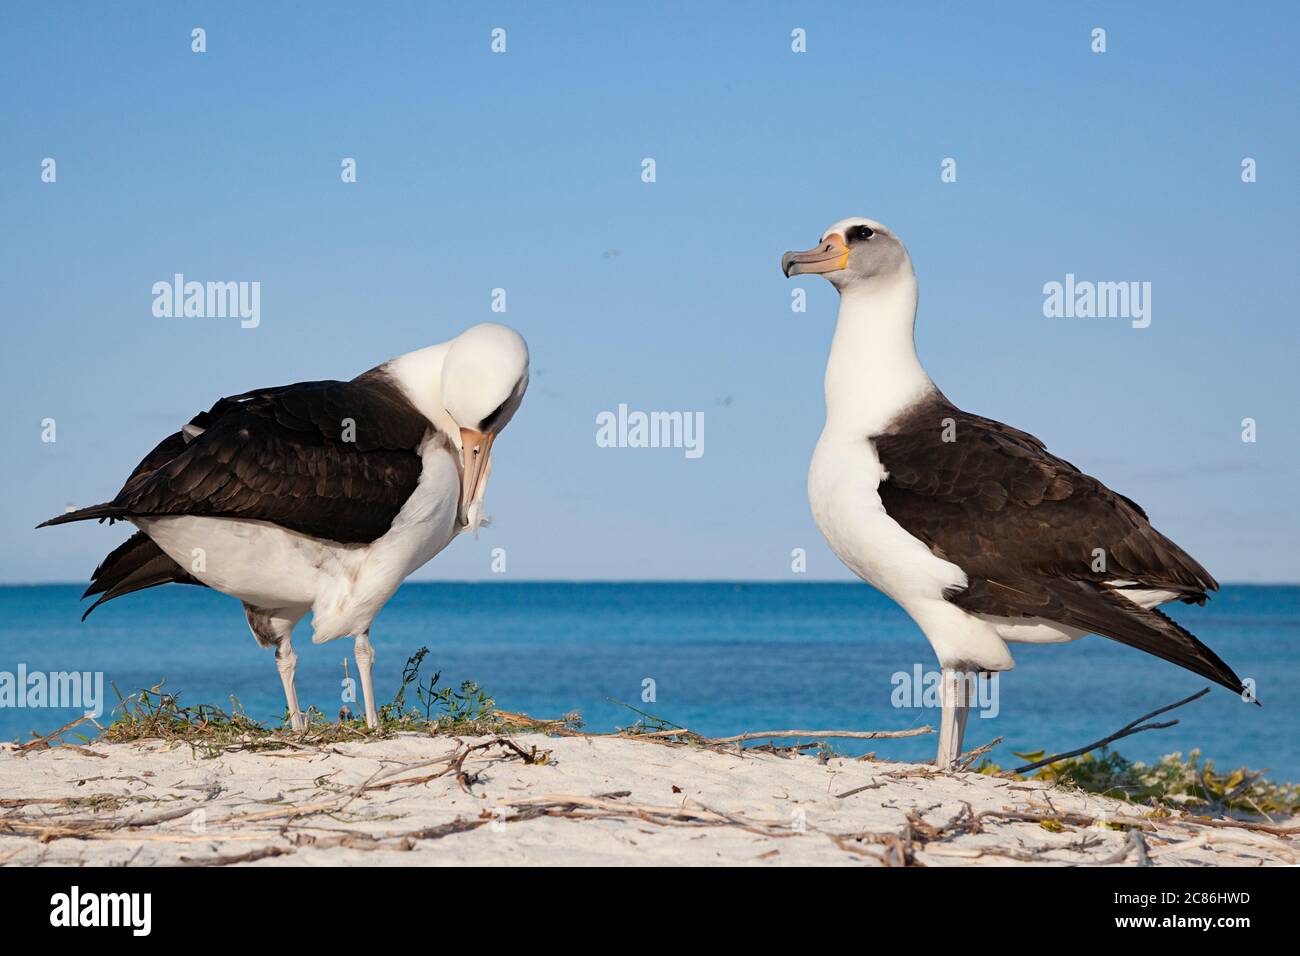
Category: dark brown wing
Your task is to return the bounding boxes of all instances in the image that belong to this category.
[40,372,434,544]
[873,394,1242,692]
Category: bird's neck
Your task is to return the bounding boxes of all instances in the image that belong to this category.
[823,272,934,437]
[377,343,461,446]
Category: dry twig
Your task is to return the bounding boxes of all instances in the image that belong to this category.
[1008,688,1210,775]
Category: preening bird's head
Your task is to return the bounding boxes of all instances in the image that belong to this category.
[441,323,529,531]
[781,217,912,291]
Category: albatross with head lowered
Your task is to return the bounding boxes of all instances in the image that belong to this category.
[39,322,529,730]
[783,217,1246,768]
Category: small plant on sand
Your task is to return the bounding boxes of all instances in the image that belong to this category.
[606,697,687,737]
[378,646,497,730]
[100,683,294,757]
[978,747,1300,815]
[88,648,574,757]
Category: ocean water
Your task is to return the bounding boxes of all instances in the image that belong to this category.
[1,583,1296,779]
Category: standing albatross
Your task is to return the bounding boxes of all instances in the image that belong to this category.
[782,218,1246,768]
[39,322,528,729]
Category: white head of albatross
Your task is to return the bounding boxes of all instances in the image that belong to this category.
[781,217,911,289]
[783,217,1244,769]
[783,218,931,437]
[383,322,529,534]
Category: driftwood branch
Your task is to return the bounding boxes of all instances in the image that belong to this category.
[703,727,933,745]
[177,845,294,867]
[17,714,98,756]
[602,697,931,749]
[1009,687,1210,775]
[955,736,1003,771]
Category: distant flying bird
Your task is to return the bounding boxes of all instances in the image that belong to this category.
[783,218,1246,768]
[40,323,529,729]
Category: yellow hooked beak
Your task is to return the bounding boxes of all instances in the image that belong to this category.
[781,233,848,277]
[459,428,496,526]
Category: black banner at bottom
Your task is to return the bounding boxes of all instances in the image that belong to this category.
[0,863,1279,939]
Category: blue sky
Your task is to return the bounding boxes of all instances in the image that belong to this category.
[3,2,1297,582]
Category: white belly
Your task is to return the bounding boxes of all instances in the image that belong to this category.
[137,436,461,643]
[136,514,343,609]
[809,431,966,604]
[809,430,1016,671]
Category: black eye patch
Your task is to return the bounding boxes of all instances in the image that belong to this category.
[478,376,527,432]
[479,398,510,433]
[848,225,874,242]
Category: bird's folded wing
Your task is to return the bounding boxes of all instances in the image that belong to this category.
[48,377,437,544]
[873,398,1238,691]
[873,397,1218,600]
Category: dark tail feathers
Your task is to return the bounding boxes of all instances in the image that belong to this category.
[1055,581,1247,697]
[80,531,205,620]
[37,502,129,529]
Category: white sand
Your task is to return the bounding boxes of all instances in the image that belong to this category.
[1,733,1294,866]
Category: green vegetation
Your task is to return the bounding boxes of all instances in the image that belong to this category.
[978,747,1300,815]
[95,646,578,758]
[379,646,496,726]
